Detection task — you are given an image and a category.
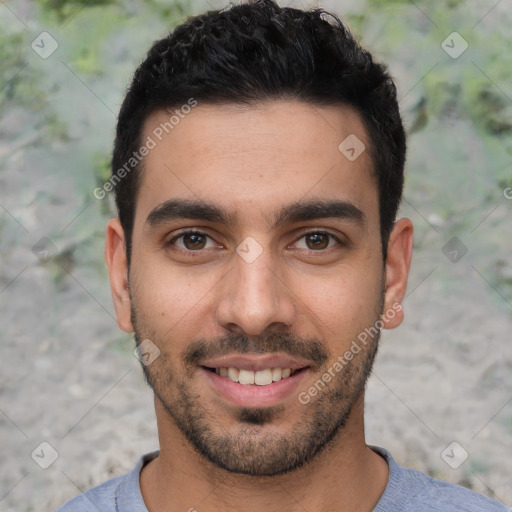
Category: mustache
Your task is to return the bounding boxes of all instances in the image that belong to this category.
[183,330,329,370]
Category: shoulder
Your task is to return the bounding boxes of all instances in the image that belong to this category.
[54,451,159,512]
[55,473,127,511]
[372,446,510,512]
[400,466,509,511]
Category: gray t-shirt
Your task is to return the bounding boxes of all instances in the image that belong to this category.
[55,446,510,511]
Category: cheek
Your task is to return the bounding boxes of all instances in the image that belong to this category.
[291,263,383,335]
[130,263,220,339]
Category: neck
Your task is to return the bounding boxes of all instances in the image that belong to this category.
[140,394,389,512]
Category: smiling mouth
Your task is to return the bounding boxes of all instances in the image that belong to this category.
[203,366,304,386]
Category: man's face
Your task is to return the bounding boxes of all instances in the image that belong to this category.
[107,100,410,476]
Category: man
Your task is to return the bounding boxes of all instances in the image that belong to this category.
[57,0,509,510]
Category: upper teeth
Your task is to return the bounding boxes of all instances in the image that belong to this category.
[215,367,293,386]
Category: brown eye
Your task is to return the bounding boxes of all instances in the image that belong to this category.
[168,230,217,251]
[182,233,207,250]
[305,232,330,250]
[293,231,341,252]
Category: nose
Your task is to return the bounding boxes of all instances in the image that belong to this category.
[215,245,296,337]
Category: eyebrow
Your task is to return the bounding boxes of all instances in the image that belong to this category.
[145,198,366,229]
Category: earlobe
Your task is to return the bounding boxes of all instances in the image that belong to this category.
[105,218,134,333]
[381,217,413,330]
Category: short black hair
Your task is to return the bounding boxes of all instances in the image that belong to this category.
[112,0,406,265]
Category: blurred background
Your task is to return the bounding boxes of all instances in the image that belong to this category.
[0,0,511,510]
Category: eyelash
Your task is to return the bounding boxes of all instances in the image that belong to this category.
[166,228,343,253]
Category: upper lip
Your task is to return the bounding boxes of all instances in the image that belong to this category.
[201,353,311,372]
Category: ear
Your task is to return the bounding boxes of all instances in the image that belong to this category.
[105,218,134,333]
[381,217,413,329]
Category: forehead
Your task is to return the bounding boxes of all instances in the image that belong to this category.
[135,100,378,229]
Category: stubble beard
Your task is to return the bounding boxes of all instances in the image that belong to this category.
[131,299,382,477]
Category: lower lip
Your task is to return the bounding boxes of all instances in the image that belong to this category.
[201,367,309,408]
